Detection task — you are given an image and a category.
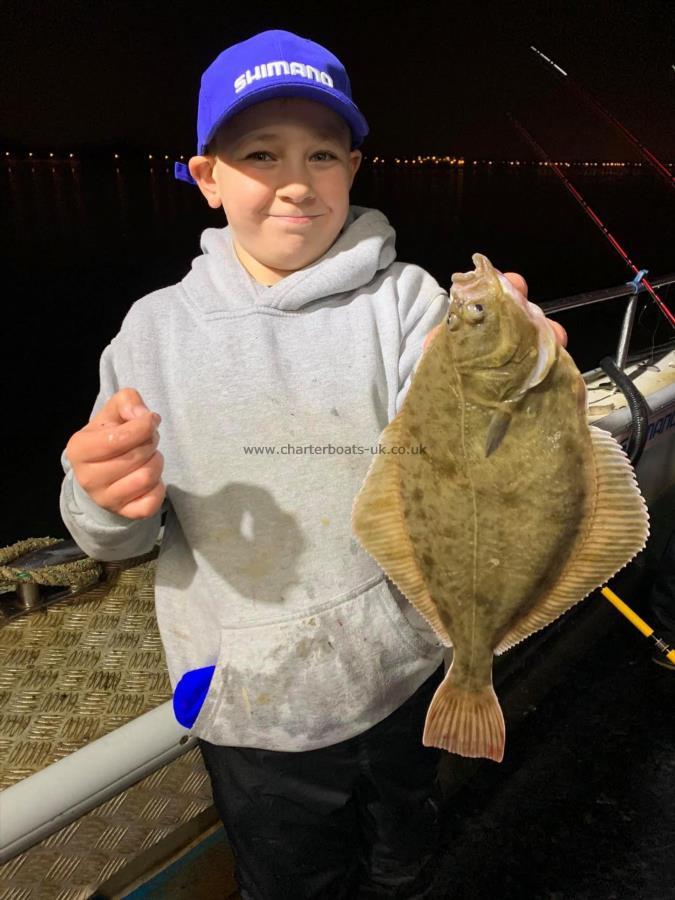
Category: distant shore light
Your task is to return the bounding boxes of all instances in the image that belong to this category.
[0,152,659,169]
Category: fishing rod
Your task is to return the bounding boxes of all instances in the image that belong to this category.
[507,114,675,330]
[601,586,675,667]
[530,46,675,192]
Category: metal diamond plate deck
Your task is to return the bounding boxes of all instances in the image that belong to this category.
[0,745,214,898]
[0,553,170,790]
[0,551,219,896]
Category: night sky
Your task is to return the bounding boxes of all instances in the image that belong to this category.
[2,0,674,161]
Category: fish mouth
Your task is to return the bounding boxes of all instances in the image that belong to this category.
[451,253,530,314]
[451,252,492,282]
[451,252,494,286]
[450,253,498,307]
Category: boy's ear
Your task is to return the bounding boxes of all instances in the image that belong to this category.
[349,149,363,187]
[188,155,222,210]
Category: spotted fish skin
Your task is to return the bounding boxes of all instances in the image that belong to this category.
[352,253,649,763]
[404,296,585,673]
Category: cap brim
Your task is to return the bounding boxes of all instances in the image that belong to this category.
[201,81,369,154]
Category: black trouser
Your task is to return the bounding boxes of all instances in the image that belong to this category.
[198,662,445,900]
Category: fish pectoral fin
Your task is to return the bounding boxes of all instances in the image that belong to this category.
[422,665,505,762]
[351,415,452,648]
[494,425,650,655]
[485,409,513,457]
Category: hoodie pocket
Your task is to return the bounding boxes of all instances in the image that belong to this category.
[190,575,444,751]
[380,577,446,656]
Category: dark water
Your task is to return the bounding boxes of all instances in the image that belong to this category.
[2,159,673,546]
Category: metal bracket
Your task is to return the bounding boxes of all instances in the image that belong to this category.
[615,269,649,370]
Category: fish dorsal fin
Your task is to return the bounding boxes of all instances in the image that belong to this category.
[351,416,452,647]
[494,425,649,655]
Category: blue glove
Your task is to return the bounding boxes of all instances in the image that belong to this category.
[172,665,216,728]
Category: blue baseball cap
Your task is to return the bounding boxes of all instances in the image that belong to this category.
[174,29,369,185]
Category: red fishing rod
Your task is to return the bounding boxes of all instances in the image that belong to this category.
[507,114,675,330]
[530,46,675,192]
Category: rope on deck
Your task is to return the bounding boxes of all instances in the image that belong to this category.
[0,536,103,592]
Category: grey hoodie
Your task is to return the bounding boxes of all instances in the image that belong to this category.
[59,205,451,751]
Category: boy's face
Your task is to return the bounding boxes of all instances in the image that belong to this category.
[188,98,362,284]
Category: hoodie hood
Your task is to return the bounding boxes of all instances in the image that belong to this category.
[181,205,397,315]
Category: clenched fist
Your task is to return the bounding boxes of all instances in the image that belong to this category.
[65,388,165,520]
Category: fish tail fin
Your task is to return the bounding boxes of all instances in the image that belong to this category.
[422,668,505,763]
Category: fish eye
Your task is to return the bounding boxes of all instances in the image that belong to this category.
[464,302,485,323]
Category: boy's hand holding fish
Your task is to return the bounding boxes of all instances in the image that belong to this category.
[65,388,165,519]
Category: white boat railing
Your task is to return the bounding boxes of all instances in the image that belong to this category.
[540,271,675,370]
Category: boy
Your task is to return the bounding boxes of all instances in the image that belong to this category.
[60,29,566,899]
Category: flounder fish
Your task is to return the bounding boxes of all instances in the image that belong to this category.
[351,253,649,763]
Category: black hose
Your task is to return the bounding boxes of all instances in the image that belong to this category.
[598,356,651,467]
